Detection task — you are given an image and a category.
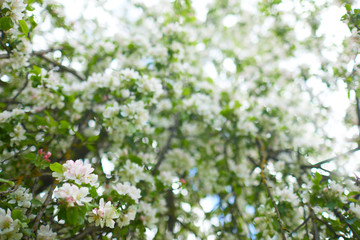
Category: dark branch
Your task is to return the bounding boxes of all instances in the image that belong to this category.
[64,226,100,240]
[302,146,360,169]
[152,113,180,175]
[290,216,310,236]
[334,209,360,239]
[32,182,57,232]
[32,51,85,81]
[256,138,287,240]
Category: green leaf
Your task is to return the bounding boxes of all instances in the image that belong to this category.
[32,65,41,75]
[0,17,13,31]
[89,186,98,198]
[348,198,359,203]
[66,207,79,225]
[21,228,34,237]
[87,135,99,142]
[72,127,85,142]
[313,172,322,185]
[11,209,23,221]
[31,199,43,207]
[19,20,29,35]
[49,162,64,173]
[24,152,37,160]
[326,200,337,210]
[345,4,352,12]
[66,206,87,226]
[128,154,142,165]
[44,111,58,127]
[182,87,191,96]
[86,144,96,152]
[30,75,42,88]
[345,217,356,225]
[59,120,69,129]
[0,178,14,187]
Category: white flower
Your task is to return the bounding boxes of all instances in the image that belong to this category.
[275,186,299,206]
[103,102,120,119]
[54,183,92,207]
[349,203,360,218]
[3,0,26,23]
[37,225,57,240]
[10,123,26,144]
[121,89,130,98]
[139,202,158,228]
[0,111,12,123]
[52,160,99,187]
[8,186,32,208]
[88,198,119,228]
[0,208,22,240]
[121,160,147,183]
[113,182,141,203]
[117,205,137,227]
[120,68,140,80]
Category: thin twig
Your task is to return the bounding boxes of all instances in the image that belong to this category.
[64,226,100,240]
[290,216,310,236]
[316,216,342,238]
[303,146,360,169]
[0,183,19,196]
[152,113,180,175]
[11,73,29,102]
[33,52,85,81]
[32,182,57,232]
[257,138,287,240]
[0,53,9,59]
[334,209,360,239]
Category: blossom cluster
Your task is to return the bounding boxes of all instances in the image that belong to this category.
[52,160,99,187]
[1,0,360,239]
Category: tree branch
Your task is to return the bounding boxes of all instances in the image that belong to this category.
[152,113,180,175]
[290,216,310,236]
[334,209,360,239]
[32,182,57,233]
[302,146,360,169]
[11,73,29,102]
[32,51,85,81]
[64,226,100,240]
[257,138,287,240]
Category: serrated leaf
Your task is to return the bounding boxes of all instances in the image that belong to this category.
[0,178,14,187]
[128,154,142,165]
[89,186,98,198]
[24,152,37,160]
[11,209,23,221]
[313,172,322,185]
[0,17,13,31]
[49,162,64,173]
[66,207,79,225]
[19,20,29,35]
[87,135,99,142]
[182,87,191,96]
[86,144,95,152]
[22,228,34,237]
[59,120,69,129]
[31,199,43,207]
[345,4,352,12]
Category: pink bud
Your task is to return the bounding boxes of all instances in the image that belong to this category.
[180,178,186,184]
[38,149,43,155]
[44,152,51,159]
[140,216,146,221]
[324,187,328,192]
